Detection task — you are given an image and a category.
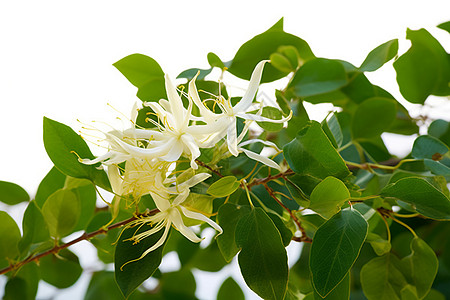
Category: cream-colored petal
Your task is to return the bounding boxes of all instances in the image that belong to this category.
[169,208,203,243]
[240,148,281,170]
[180,206,223,235]
[232,60,268,113]
[107,165,123,195]
[237,110,292,123]
[164,74,185,129]
[238,138,280,151]
[227,121,239,156]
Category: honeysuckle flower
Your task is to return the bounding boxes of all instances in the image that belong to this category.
[121,173,222,267]
[189,60,291,157]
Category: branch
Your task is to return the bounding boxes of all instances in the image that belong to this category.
[0,209,159,276]
[262,183,311,243]
[247,168,294,189]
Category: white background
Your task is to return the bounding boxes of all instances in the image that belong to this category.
[0,1,449,299]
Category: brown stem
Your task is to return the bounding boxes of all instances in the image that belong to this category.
[0,209,159,276]
[262,183,311,243]
[195,159,223,178]
[247,168,294,189]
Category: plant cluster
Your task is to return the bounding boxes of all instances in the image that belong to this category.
[1,18,450,300]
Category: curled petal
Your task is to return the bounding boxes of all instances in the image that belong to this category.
[236,109,292,123]
[180,206,223,235]
[169,208,203,243]
[240,148,281,170]
[227,121,239,156]
[238,138,281,151]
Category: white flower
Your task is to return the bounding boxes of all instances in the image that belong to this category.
[189,60,291,157]
[120,172,222,267]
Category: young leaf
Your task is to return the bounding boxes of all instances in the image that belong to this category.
[309,176,350,219]
[235,207,288,300]
[217,203,251,262]
[35,167,66,207]
[310,208,368,297]
[289,58,348,97]
[359,39,399,72]
[43,117,111,191]
[113,53,166,102]
[360,254,408,300]
[217,277,245,300]
[42,189,81,238]
[0,181,29,205]
[380,177,450,220]
[321,114,343,148]
[19,201,50,254]
[351,97,397,140]
[400,238,438,298]
[207,176,240,197]
[207,52,225,69]
[0,212,21,267]
[393,28,450,104]
[437,20,450,33]
[283,121,350,180]
[114,223,167,298]
[39,249,82,288]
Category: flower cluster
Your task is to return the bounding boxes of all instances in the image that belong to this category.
[80,60,290,258]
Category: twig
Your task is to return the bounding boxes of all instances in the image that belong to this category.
[195,159,223,177]
[262,183,311,243]
[247,168,294,189]
[0,209,159,276]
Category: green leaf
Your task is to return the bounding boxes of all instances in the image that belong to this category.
[310,208,368,297]
[19,201,50,254]
[160,269,196,300]
[351,97,397,139]
[321,114,343,148]
[256,106,284,132]
[43,117,111,191]
[411,135,449,160]
[207,52,225,69]
[114,222,167,298]
[14,263,40,300]
[4,277,28,300]
[309,176,350,219]
[113,53,167,102]
[177,67,212,80]
[0,211,21,266]
[268,212,294,247]
[236,207,288,300]
[313,272,350,300]
[228,18,315,83]
[217,203,251,262]
[207,176,240,197]
[360,39,399,72]
[437,21,450,33]
[423,289,446,300]
[289,58,348,97]
[380,177,450,220]
[270,52,295,73]
[283,121,350,179]
[217,277,245,300]
[0,181,29,205]
[360,254,408,300]
[42,189,81,238]
[394,28,450,104]
[35,167,66,207]
[400,238,438,298]
[65,178,97,231]
[428,119,450,147]
[85,271,125,300]
[39,249,82,288]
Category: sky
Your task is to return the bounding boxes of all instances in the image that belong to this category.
[0,1,449,299]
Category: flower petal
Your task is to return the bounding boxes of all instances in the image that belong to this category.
[240,148,281,170]
[180,206,223,235]
[169,208,203,243]
[165,74,185,129]
[227,121,239,156]
[233,60,268,113]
